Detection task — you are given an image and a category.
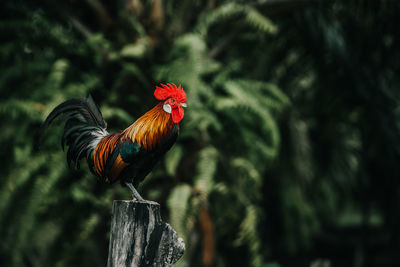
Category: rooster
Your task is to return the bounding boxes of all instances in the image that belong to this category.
[40,83,187,201]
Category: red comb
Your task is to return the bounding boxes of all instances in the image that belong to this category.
[154,83,187,103]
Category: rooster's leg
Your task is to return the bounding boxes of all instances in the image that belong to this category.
[126,182,144,201]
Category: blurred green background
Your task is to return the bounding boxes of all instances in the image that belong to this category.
[1,0,400,266]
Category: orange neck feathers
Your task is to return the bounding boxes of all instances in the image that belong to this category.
[123,103,175,150]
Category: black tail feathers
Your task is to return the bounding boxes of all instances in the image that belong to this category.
[39,95,108,170]
[41,95,106,130]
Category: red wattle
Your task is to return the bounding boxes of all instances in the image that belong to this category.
[171,107,184,123]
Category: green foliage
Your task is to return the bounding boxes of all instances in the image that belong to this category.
[1,1,400,267]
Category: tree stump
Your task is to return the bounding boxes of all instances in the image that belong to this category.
[107,200,185,267]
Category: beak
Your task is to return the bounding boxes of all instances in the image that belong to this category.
[181,103,187,108]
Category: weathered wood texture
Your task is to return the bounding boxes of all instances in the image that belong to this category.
[107,200,185,267]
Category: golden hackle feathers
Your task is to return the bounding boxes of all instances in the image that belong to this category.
[123,103,174,150]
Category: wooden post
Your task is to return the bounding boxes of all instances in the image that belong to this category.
[107,200,185,267]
